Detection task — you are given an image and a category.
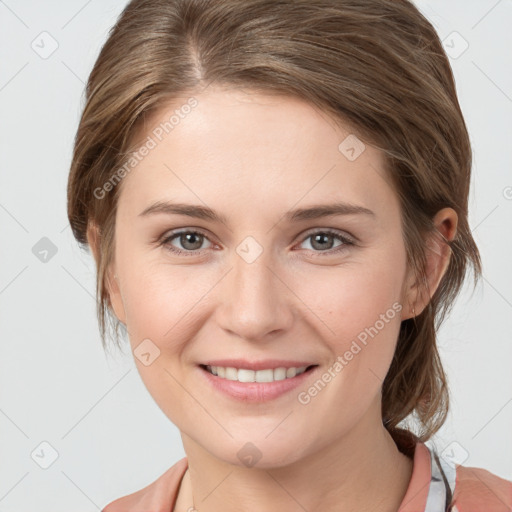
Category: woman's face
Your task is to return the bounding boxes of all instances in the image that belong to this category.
[107,86,416,467]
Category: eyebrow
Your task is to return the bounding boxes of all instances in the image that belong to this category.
[138,201,375,224]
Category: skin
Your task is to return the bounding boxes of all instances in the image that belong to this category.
[89,86,456,512]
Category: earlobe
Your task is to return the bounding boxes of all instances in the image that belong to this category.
[426,207,458,297]
[86,222,127,325]
[403,207,458,320]
[401,266,419,321]
[106,268,127,325]
[86,222,101,265]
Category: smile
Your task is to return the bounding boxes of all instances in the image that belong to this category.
[202,364,316,383]
[198,364,319,402]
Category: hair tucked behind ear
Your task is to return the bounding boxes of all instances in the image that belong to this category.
[67,0,481,444]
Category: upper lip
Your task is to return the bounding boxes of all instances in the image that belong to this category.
[200,359,318,371]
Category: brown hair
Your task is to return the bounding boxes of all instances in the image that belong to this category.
[67,0,481,444]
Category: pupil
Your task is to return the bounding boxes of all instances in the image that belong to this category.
[183,233,202,250]
[313,233,332,250]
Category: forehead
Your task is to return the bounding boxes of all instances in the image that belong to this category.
[118,86,396,221]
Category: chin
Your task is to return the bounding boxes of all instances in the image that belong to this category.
[201,436,309,470]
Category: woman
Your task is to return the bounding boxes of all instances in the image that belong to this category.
[67,0,512,510]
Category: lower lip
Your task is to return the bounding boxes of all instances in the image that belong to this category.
[198,365,318,402]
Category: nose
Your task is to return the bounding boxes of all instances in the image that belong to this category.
[215,247,294,342]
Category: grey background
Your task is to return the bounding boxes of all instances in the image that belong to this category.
[0,1,511,510]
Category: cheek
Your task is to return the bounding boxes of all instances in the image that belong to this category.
[117,259,203,423]
[288,260,404,435]
[302,241,405,321]
[122,266,193,336]
[118,253,220,361]
[294,242,406,374]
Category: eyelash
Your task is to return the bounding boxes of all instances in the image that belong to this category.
[158,228,355,257]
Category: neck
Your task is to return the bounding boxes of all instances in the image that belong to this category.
[176,402,413,512]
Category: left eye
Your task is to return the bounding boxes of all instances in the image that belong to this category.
[159,229,354,256]
[298,230,354,253]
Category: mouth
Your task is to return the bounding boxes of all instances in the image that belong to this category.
[198,362,320,402]
[199,364,318,383]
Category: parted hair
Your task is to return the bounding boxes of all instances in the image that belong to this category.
[67,0,481,444]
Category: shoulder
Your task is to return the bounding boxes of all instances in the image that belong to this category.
[452,463,512,511]
[398,432,512,512]
[101,457,188,512]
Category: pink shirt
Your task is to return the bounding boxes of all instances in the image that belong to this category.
[102,442,512,511]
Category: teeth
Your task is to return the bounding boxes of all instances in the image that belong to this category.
[206,365,309,382]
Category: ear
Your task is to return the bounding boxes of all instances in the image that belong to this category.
[86,222,127,325]
[402,207,458,320]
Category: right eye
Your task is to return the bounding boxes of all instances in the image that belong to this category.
[160,229,214,256]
